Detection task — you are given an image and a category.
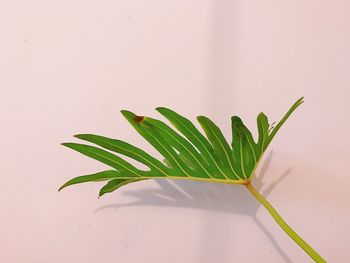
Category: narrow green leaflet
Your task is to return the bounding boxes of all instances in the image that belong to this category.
[257,112,270,154]
[60,97,303,196]
[61,143,143,176]
[266,97,304,147]
[231,116,258,179]
[197,116,241,180]
[99,178,147,197]
[59,170,123,191]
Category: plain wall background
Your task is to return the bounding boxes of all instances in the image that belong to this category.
[1,1,350,262]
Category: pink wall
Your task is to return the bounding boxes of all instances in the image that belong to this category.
[1,0,350,262]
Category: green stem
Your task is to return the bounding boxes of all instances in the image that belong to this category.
[245,182,326,263]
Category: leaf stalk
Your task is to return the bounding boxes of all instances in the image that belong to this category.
[245,182,326,262]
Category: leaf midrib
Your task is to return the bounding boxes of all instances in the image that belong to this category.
[91,138,169,176]
[170,117,229,179]
[205,124,242,180]
[150,122,214,179]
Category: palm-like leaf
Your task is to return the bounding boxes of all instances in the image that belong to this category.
[60,97,303,196]
[60,97,327,262]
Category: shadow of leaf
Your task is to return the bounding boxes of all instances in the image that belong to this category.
[95,151,293,262]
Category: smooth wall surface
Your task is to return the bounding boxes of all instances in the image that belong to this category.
[1,1,350,262]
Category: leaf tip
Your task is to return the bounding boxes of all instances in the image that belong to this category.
[74,134,88,140]
[120,109,132,115]
[155,106,171,114]
[257,112,268,120]
[298,96,305,105]
[121,110,138,122]
[196,115,205,121]
[231,115,243,124]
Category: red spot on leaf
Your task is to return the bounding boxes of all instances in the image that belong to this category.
[134,116,144,124]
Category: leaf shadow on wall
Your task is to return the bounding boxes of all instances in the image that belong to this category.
[96,151,293,263]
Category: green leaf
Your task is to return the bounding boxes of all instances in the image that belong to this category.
[60,98,328,263]
[60,98,303,196]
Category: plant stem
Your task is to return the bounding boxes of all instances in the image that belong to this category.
[245,182,326,263]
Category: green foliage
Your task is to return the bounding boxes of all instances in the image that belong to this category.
[60,97,303,197]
